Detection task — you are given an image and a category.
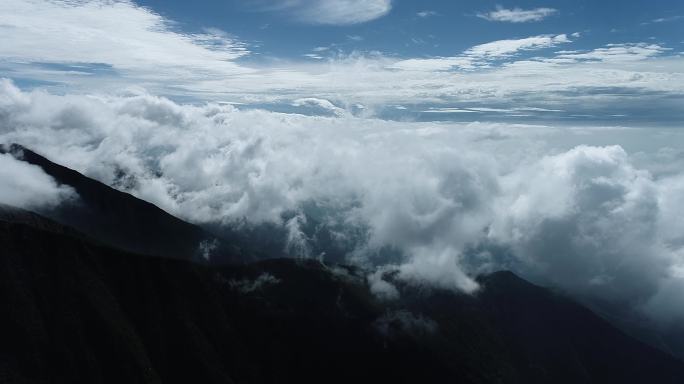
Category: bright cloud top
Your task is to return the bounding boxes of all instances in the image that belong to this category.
[478,6,558,23]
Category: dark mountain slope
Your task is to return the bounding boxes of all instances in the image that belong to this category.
[0,215,451,384]
[0,143,243,262]
[477,271,684,383]
[1,209,684,383]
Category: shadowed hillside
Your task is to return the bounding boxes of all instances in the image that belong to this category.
[1,144,247,262]
[1,207,683,383]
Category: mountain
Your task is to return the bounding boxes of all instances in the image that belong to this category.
[1,206,683,383]
[0,143,244,262]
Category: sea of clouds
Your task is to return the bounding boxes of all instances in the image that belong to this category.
[1,78,683,326]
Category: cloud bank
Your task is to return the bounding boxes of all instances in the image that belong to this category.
[1,79,683,327]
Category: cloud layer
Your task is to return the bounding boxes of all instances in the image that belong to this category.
[1,80,683,327]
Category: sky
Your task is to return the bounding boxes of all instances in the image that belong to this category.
[1,0,683,125]
[1,0,684,329]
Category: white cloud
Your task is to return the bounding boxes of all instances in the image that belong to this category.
[2,81,684,327]
[292,97,347,116]
[417,10,437,18]
[553,43,669,63]
[390,34,572,71]
[489,146,665,303]
[367,269,400,300]
[0,0,251,89]
[258,0,392,25]
[1,0,683,347]
[303,53,324,60]
[284,212,312,258]
[0,150,76,210]
[465,34,570,58]
[642,15,684,25]
[478,6,558,23]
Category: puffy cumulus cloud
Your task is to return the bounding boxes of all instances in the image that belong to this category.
[257,0,392,25]
[0,150,76,210]
[1,80,684,326]
[489,146,668,306]
[477,6,558,23]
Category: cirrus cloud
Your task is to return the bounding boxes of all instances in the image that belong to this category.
[256,0,392,25]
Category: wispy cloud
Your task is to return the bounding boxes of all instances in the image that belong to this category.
[478,6,558,23]
[391,34,573,71]
[417,10,437,18]
[641,15,684,25]
[551,43,669,63]
[256,0,392,25]
[465,34,570,58]
[0,0,251,89]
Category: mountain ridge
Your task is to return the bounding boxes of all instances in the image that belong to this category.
[2,207,684,383]
[2,146,684,383]
[1,143,245,262]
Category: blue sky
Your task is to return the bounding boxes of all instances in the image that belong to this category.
[136,0,684,60]
[1,0,683,125]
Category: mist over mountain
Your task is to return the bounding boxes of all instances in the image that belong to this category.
[2,0,684,381]
[2,80,683,334]
[2,198,684,383]
[0,148,683,382]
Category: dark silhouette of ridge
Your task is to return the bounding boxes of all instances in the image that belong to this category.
[1,207,684,383]
[2,149,684,383]
[0,143,243,262]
